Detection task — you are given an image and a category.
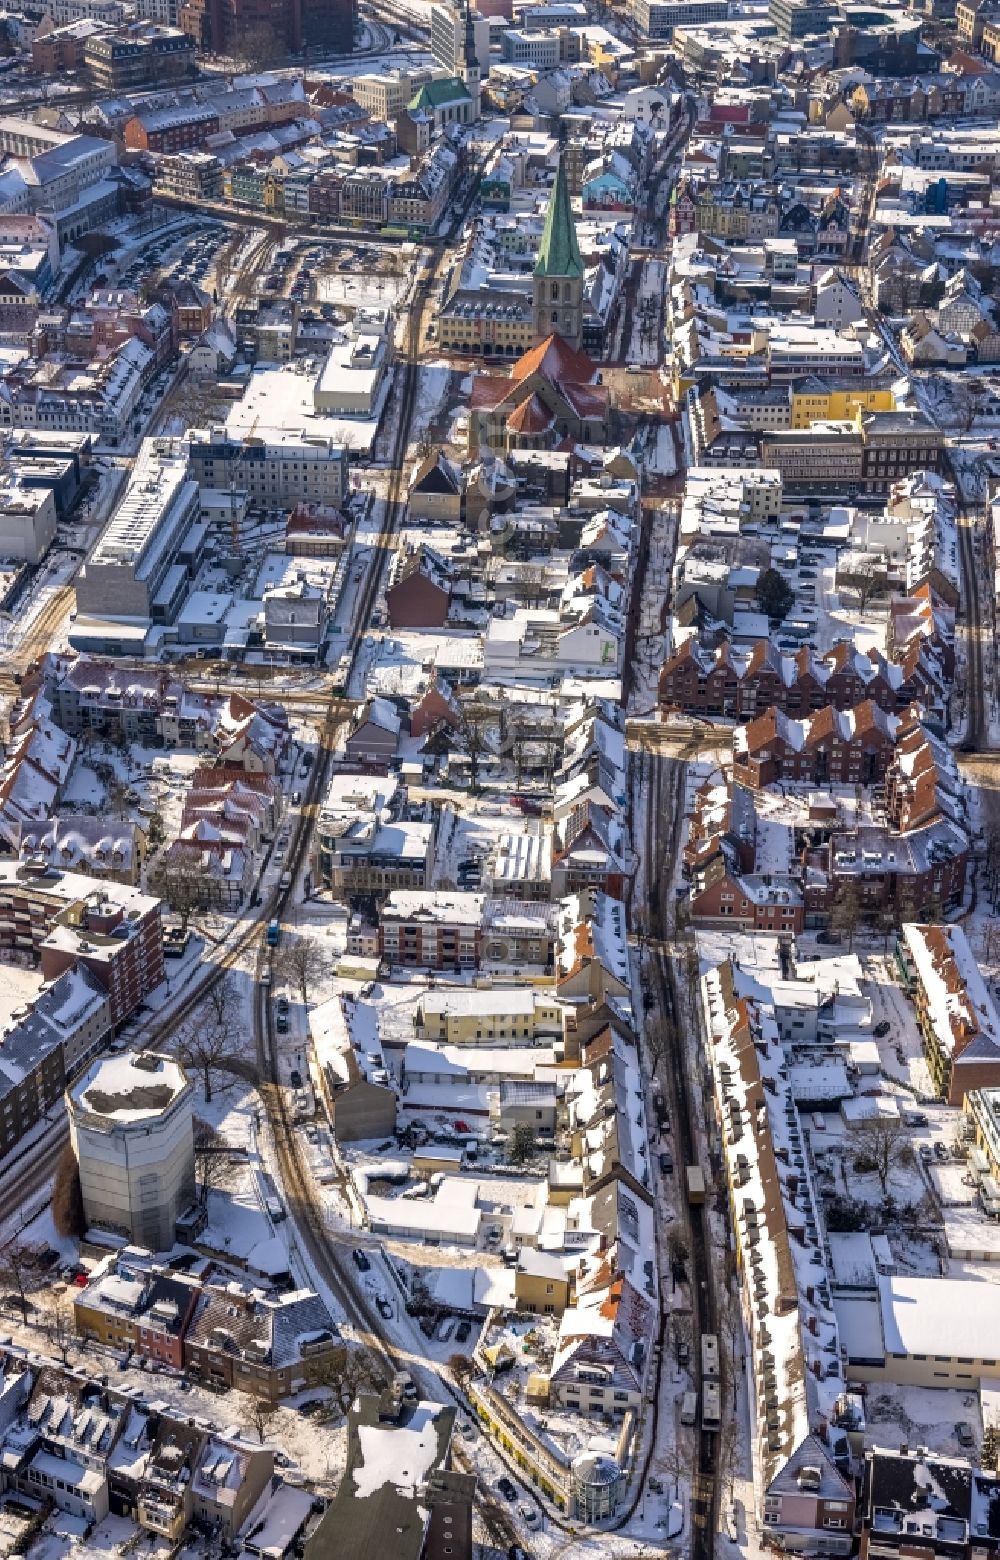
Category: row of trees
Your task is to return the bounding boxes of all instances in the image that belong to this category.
[164,935,328,1103]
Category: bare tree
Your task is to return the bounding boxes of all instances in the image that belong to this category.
[310,1346,387,1418]
[155,850,207,929]
[984,828,1000,913]
[647,1018,677,1069]
[829,879,862,952]
[449,1352,475,1390]
[40,1292,75,1366]
[667,1231,689,1291]
[520,563,548,609]
[981,920,1000,964]
[0,1241,45,1326]
[178,976,241,1102]
[245,1395,278,1444]
[52,1143,86,1239]
[660,1439,684,1501]
[454,704,494,794]
[275,935,326,1005]
[106,777,129,821]
[193,1118,244,1206]
[851,556,886,612]
[718,1420,739,1510]
[875,909,897,955]
[719,1292,743,1410]
[853,1114,912,1196]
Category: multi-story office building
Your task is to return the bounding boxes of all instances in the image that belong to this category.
[74,438,201,624]
[767,0,838,35]
[630,0,728,36]
[501,25,560,63]
[430,0,490,72]
[187,429,349,510]
[83,25,195,89]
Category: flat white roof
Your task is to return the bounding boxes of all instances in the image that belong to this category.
[71,1049,188,1122]
[879,1274,1000,1361]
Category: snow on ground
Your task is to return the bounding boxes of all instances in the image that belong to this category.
[363,627,484,700]
[410,363,454,440]
[865,1382,982,1460]
[626,259,666,370]
[318,271,407,309]
[645,422,677,476]
[949,439,996,503]
[629,502,676,714]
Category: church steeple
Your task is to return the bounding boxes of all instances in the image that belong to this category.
[459,0,481,120]
[532,152,584,350]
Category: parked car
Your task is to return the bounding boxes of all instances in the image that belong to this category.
[376,1297,393,1320]
[497,1478,517,1502]
[289,1069,303,1089]
[873,1020,891,1038]
[352,1249,370,1272]
[455,1319,472,1343]
[956,1421,976,1448]
[519,1506,540,1530]
[659,1152,673,1173]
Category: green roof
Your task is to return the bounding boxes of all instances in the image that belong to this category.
[534,153,583,281]
[408,76,471,110]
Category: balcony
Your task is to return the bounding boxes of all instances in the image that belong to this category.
[138,1494,186,1540]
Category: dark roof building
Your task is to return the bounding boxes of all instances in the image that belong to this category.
[304,1393,474,1560]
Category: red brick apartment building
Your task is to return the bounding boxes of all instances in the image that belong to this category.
[379,892,483,969]
[733,700,903,790]
[659,633,947,721]
[0,861,164,1023]
[124,106,220,153]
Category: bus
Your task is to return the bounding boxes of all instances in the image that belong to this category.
[265,919,281,947]
[701,1332,720,1381]
[702,1380,721,1430]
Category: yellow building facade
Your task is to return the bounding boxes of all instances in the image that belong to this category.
[790,385,895,428]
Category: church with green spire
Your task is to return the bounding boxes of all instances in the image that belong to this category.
[533,152,585,351]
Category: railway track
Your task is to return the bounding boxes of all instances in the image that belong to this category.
[0,1122,70,1234]
[250,236,445,1320]
[942,446,987,752]
[361,0,430,43]
[639,746,719,1560]
[229,231,277,308]
[0,585,75,693]
[959,500,985,752]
